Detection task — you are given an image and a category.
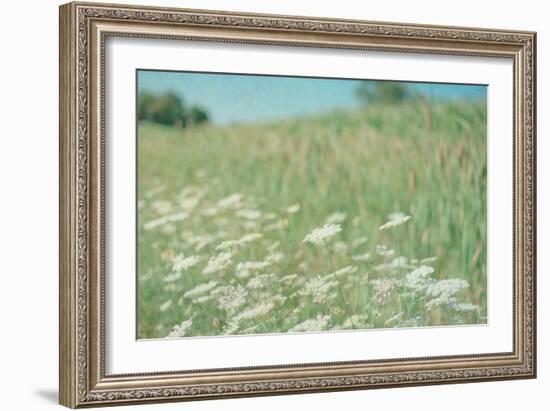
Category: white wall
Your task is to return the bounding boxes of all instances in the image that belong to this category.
[0,0,546,409]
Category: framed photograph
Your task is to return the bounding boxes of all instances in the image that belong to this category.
[59,1,536,408]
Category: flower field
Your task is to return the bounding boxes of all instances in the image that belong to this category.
[137,100,487,339]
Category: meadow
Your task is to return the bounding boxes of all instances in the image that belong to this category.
[137,100,487,339]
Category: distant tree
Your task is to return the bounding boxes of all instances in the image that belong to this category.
[187,106,209,126]
[137,92,156,121]
[355,81,413,105]
[150,92,186,127]
[137,91,210,128]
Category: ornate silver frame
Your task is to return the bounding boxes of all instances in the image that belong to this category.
[59,1,536,408]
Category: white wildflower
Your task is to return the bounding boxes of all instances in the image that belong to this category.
[217,285,247,311]
[236,268,251,279]
[160,223,176,235]
[217,193,244,209]
[163,272,181,283]
[159,300,172,312]
[200,206,219,217]
[289,315,331,332]
[280,274,299,284]
[144,211,189,230]
[454,303,479,312]
[192,294,214,304]
[326,212,347,224]
[375,256,410,271]
[341,314,369,329]
[328,265,357,278]
[270,294,287,305]
[152,200,172,214]
[387,211,407,220]
[172,253,200,272]
[216,233,263,251]
[166,211,188,222]
[266,252,284,264]
[268,241,280,253]
[236,209,262,219]
[264,219,288,232]
[241,220,260,231]
[421,256,438,264]
[286,204,300,214]
[166,319,193,338]
[302,275,338,304]
[426,296,453,310]
[241,325,260,334]
[376,245,396,258]
[426,278,469,299]
[237,261,272,271]
[352,252,371,262]
[379,214,411,230]
[179,197,200,213]
[234,303,274,322]
[203,252,232,274]
[223,319,240,335]
[332,241,348,255]
[186,233,218,251]
[400,316,423,327]
[183,280,218,299]
[384,311,404,326]
[371,278,397,303]
[143,216,169,230]
[215,240,240,251]
[400,265,435,292]
[303,223,342,245]
[238,233,263,244]
[246,274,275,289]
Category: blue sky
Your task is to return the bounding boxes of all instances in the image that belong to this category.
[137,70,486,126]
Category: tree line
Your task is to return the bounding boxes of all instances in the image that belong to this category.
[138,91,209,128]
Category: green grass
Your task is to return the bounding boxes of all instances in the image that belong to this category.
[137,100,487,339]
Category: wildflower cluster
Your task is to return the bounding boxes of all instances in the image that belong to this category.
[138,182,481,339]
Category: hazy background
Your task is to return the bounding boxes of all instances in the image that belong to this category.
[137,70,486,126]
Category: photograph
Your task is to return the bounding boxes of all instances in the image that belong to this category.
[56,2,536,407]
[136,70,488,339]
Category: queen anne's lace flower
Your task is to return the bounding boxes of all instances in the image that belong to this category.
[159,300,172,312]
[286,204,300,214]
[217,193,243,209]
[289,315,331,332]
[303,224,342,245]
[167,319,193,338]
[302,275,339,304]
[217,285,247,311]
[172,254,200,272]
[203,252,232,274]
[325,212,347,224]
[352,252,371,262]
[400,265,435,292]
[234,303,274,322]
[379,214,411,230]
[183,281,218,299]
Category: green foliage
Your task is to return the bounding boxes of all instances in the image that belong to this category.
[136,101,487,339]
[355,81,414,105]
[188,106,209,126]
[137,91,209,127]
[137,92,156,122]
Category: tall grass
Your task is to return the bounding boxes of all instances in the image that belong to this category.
[137,100,487,339]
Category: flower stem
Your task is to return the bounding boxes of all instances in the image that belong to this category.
[323,239,356,329]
